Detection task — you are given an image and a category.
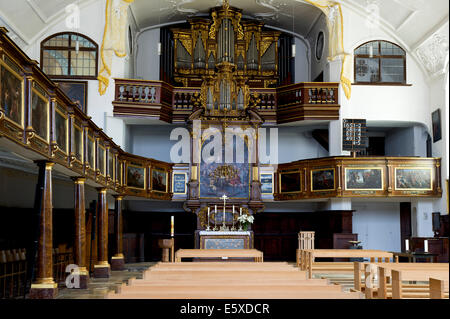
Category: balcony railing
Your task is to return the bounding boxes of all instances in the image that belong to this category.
[112,79,340,123]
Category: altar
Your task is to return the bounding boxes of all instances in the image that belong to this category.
[196,230,254,249]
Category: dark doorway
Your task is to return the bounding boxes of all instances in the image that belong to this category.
[253,211,354,261]
[400,202,412,251]
[122,211,197,262]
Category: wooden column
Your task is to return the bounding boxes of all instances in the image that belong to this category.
[111,195,125,270]
[29,161,57,299]
[94,188,110,278]
[72,177,89,288]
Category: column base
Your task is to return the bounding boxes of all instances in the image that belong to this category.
[93,263,111,278]
[75,268,90,289]
[111,255,125,271]
[29,283,58,299]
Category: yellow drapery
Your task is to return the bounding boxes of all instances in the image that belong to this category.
[98,0,134,96]
[304,0,352,99]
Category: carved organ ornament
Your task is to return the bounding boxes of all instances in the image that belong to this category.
[171,0,280,118]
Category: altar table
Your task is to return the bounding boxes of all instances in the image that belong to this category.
[175,249,264,262]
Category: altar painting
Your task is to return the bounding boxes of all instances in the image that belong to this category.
[200,163,249,198]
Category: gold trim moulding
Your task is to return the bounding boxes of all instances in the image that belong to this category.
[31,283,58,289]
[94,263,111,268]
[112,254,124,259]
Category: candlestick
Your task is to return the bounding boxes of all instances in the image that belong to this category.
[207,207,210,231]
[424,240,429,253]
[170,216,174,237]
[240,207,242,216]
[405,239,409,252]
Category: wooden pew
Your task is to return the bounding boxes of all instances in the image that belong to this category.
[299,249,393,279]
[143,270,309,281]
[430,278,450,299]
[175,249,263,262]
[391,269,449,299]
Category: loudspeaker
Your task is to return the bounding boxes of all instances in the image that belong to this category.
[432,212,441,232]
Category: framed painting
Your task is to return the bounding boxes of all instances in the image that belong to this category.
[172,173,187,194]
[54,104,68,153]
[279,171,301,193]
[260,173,274,194]
[55,80,88,113]
[0,59,24,127]
[432,109,442,143]
[98,144,106,175]
[73,123,83,162]
[87,134,95,169]
[127,164,146,189]
[395,168,432,191]
[152,168,168,193]
[345,168,383,190]
[108,152,115,179]
[311,168,335,192]
[31,88,49,142]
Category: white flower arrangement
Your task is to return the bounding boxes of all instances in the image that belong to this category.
[237,214,254,224]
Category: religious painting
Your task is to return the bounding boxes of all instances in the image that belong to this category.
[279,171,301,193]
[432,109,442,143]
[152,168,168,193]
[311,168,335,192]
[173,173,187,194]
[395,168,432,190]
[87,135,95,169]
[345,168,383,190]
[73,124,83,162]
[98,145,106,175]
[55,105,68,153]
[55,81,88,113]
[0,61,23,126]
[108,152,114,179]
[31,89,49,141]
[127,165,146,189]
[260,173,273,194]
[200,163,250,198]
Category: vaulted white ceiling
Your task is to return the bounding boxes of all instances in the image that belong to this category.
[0,0,448,76]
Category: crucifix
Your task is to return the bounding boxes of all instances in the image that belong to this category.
[220,194,229,231]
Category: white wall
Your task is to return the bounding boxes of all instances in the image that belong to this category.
[385,125,428,157]
[352,202,401,252]
[306,13,328,81]
[135,28,160,80]
[294,37,310,82]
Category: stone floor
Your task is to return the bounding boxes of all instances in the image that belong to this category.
[56,263,156,299]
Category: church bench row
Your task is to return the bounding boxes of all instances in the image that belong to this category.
[353,262,449,299]
[0,249,26,299]
[174,249,264,262]
[298,249,394,278]
[108,262,363,299]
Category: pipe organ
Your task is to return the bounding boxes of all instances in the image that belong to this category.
[170,0,280,116]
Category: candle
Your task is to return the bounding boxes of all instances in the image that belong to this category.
[405,239,409,252]
[215,205,217,214]
[240,207,242,217]
[424,240,429,253]
[170,216,174,237]
[233,205,235,214]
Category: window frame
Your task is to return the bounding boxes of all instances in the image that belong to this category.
[40,32,99,80]
[353,40,407,86]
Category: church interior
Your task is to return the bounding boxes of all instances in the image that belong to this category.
[0,0,449,302]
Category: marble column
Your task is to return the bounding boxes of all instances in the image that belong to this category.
[111,195,125,270]
[94,188,110,278]
[72,177,89,288]
[29,161,57,299]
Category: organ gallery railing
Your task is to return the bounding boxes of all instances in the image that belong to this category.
[0,28,172,200]
[112,79,340,124]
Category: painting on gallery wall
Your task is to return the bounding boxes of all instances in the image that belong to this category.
[127,165,146,189]
[31,91,49,141]
[345,168,383,190]
[260,173,273,194]
[0,63,23,126]
[280,172,301,193]
[395,168,432,190]
[311,169,335,192]
[152,168,167,192]
[55,80,88,113]
[55,108,68,153]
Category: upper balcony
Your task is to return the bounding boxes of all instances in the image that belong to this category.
[112,79,340,124]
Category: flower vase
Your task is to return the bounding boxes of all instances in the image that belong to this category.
[241,223,249,231]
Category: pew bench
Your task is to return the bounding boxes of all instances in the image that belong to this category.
[174,249,264,262]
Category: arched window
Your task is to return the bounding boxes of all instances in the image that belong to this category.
[354,40,406,84]
[41,32,98,79]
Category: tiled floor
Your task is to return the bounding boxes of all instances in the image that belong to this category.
[56,263,156,299]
